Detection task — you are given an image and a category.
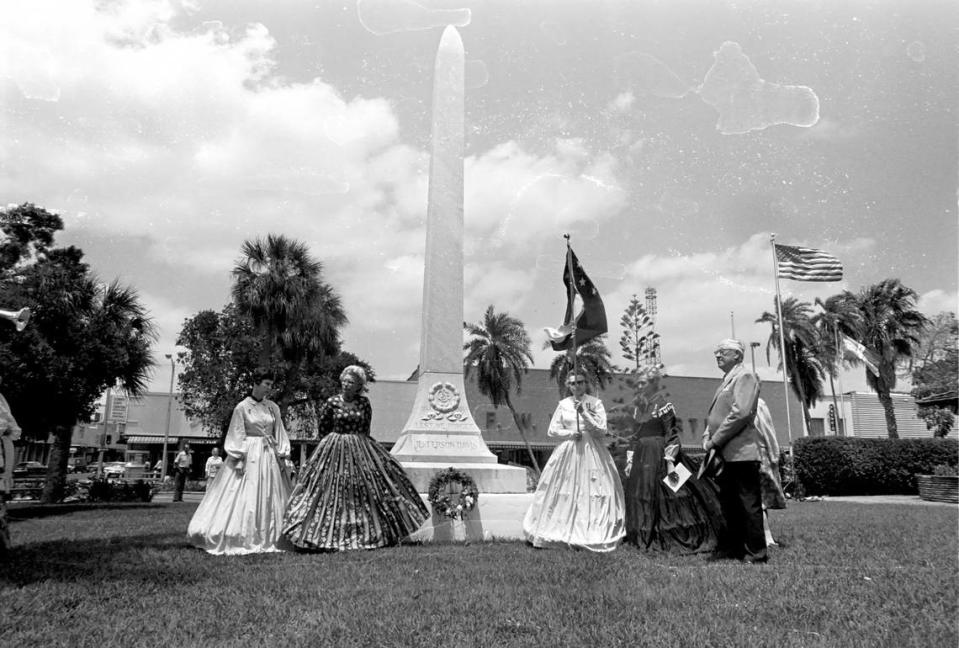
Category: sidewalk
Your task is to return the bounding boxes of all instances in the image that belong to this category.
[814,494,957,507]
[146,491,956,507]
[153,491,204,503]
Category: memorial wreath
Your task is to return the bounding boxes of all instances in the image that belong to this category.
[427,468,479,520]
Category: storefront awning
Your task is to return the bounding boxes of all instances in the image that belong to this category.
[124,436,218,445]
[124,436,165,444]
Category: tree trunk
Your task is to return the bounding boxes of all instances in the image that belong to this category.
[41,424,73,503]
[876,385,899,439]
[786,347,813,435]
[504,394,541,477]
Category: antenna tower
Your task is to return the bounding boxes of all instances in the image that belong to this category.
[645,287,662,365]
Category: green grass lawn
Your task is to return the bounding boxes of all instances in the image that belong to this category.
[2,500,956,648]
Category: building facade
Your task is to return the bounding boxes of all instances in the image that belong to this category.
[19,372,947,473]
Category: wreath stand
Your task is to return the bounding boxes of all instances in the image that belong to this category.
[427,467,481,543]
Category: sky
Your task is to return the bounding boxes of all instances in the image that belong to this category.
[1,0,956,401]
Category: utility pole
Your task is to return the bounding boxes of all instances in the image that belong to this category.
[161,354,176,481]
[750,342,761,373]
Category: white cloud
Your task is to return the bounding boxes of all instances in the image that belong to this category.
[600,233,858,377]
[465,263,536,317]
[465,140,627,248]
[917,289,958,316]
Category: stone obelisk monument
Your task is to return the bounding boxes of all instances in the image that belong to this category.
[391,26,526,494]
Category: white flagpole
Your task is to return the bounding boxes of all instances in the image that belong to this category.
[770,233,793,445]
[564,234,581,437]
[835,324,847,435]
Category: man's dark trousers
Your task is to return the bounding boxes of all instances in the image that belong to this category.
[716,460,767,562]
[173,468,188,502]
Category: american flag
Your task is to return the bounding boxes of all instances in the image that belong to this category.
[775,244,843,282]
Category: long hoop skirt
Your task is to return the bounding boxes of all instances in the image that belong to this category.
[523,435,625,552]
[756,398,787,510]
[187,437,292,555]
[625,434,723,554]
[282,433,428,551]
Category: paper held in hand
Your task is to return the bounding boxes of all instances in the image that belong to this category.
[663,462,691,493]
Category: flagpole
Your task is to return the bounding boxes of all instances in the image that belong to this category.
[834,323,847,435]
[770,233,794,445]
[564,234,582,437]
[825,319,841,435]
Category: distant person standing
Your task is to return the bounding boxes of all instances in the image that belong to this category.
[702,339,767,564]
[0,376,22,559]
[204,447,223,483]
[172,442,193,502]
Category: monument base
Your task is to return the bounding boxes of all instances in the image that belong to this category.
[400,461,528,494]
[409,493,534,542]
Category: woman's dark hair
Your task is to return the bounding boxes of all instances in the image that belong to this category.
[251,368,275,385]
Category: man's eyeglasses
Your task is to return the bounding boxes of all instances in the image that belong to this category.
[568,379,586,385]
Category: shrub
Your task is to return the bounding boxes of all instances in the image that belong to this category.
[793,437,959,495]
[154,479,207,492]
[78,478,155,503]
[933,463,959,477]
[917,406,956,438]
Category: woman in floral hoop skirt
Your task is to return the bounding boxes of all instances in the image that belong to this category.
[282,366,428,551]
[523,372,625,552]
[623,403,724,554]
[187,370,293,555]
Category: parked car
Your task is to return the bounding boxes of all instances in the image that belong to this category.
[122,461,151,479]
[13,461,46,478]
[66,459,88,473]
[102,461,128,479]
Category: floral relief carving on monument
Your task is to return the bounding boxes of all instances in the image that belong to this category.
[428,382,460,412]
[421,382,468,421]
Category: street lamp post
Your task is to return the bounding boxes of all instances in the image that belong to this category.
[749,342,761,373]
[160,354,176,481]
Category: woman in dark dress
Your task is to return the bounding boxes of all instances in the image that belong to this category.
[282,366,428,551]
[624,403,724,553]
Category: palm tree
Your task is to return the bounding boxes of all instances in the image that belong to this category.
[232,234,347,412]
[41,277,156,502]
[94,280,156,395]
[845,279,930,438]
[546,336,614,397]
[463,306,539,473]
[756,297,825,433]
[812,294,864,433]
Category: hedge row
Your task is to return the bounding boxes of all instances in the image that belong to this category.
[66,478,155,503]
[794,437,959,496]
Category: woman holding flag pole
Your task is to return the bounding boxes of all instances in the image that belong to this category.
[524,236,625,552]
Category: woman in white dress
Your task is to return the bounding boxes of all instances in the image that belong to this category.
[523,372,625,551]
[187,371,293,555]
